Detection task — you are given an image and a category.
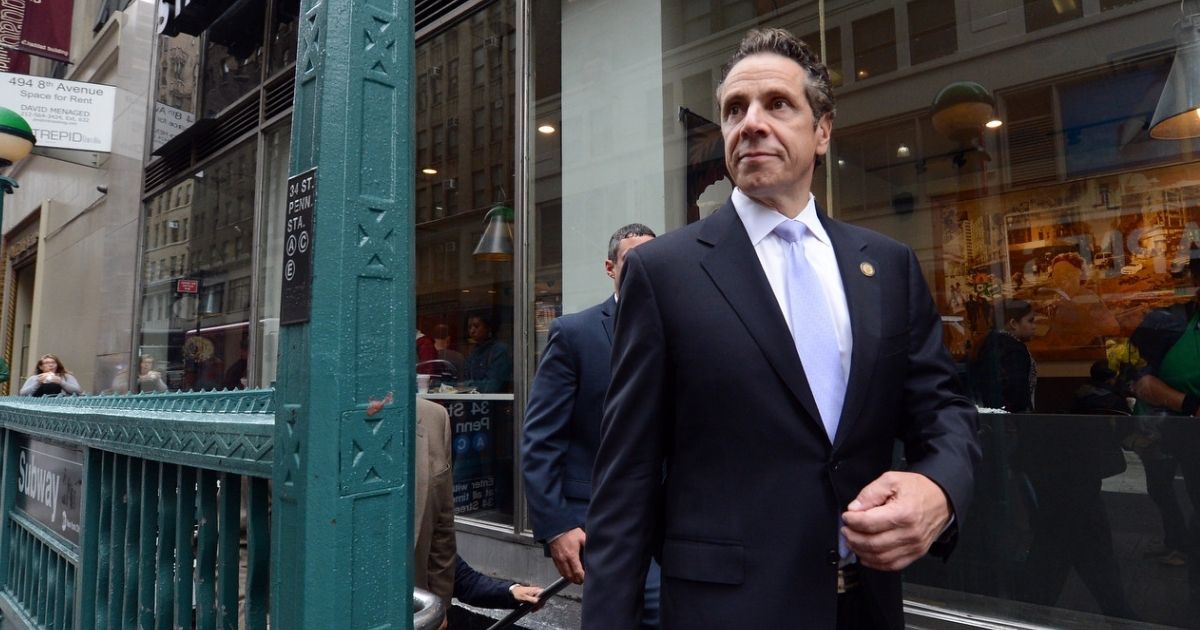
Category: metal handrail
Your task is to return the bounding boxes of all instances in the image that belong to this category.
[413,588,444,630]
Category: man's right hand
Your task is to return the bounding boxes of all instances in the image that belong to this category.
[549,527,586,584]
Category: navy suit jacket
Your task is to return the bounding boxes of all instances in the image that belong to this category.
[582,201,980,629]
[454,556,518,610]
[521,296,615,542]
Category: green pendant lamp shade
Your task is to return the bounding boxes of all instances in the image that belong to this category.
[0,107,36,168]
[473,204,515,261]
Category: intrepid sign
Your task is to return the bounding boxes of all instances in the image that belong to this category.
[0,72,115,152]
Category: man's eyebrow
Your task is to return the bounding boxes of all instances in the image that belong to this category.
[719,90,745,107]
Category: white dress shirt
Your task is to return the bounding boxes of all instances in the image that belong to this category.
[731,188,853,386]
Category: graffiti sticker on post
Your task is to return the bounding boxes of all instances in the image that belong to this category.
[281,167,316,325]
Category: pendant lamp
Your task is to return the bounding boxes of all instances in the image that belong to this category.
[1151,14,1200,139]
[473,204,514,261]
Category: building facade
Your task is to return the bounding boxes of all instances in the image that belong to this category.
[1,0,157,396]
[4,0,1200,626]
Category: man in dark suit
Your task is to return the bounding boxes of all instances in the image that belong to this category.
[521,224,657,619]
[453,555,543,609]
[582,28,979,629]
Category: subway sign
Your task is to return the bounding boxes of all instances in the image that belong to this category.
[13,434,83,547]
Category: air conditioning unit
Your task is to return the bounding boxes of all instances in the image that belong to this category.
[448,117,459,128]
[485,35,500,49]
[430,65,442,76]
[446,178,457,190]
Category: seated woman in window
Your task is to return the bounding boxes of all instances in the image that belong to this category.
[20,354,83,397]
[463,314,512,393]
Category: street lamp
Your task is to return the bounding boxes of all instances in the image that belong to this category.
[0,106,37,225]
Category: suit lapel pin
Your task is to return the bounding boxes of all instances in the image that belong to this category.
[860,261,876,277]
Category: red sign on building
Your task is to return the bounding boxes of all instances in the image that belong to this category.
[177,279,199,294]
[0,0,74,68]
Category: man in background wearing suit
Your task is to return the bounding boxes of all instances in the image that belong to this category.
[582,28,979,629]
[414,397,457,629]
[521,224,657,624]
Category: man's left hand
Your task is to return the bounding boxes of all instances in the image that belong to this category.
[511,585,545,607]
[841,471,951,571]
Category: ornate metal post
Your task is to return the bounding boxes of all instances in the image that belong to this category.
[273,0,416,627]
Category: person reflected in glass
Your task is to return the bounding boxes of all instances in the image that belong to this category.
[136,354,168,393]
[223,337,249,390]
[20,354,82,397]
[1072,360,1132,414]
[969,299,1037,412]
[1040,252,1119,352]
[463,314,511,393]
[1015,359,1137,619]
[1130,254,1200,623]
[432,324,465,384]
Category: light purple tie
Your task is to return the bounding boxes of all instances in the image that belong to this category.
[773,220,845,442]
[775,220,851,561]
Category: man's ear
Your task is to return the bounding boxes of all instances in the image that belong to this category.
[814,114,833,156]
[605,259,616,279]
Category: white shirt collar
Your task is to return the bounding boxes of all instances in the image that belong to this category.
[731,188,830,247]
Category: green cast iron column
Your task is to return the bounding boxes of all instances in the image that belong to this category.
[273,0,416,627]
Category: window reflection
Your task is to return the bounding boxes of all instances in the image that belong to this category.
[268,0,300,75]
[202,0,266,117]
[257,124,291,388]
[152,34,200,151]
[416,0,516,526]
[139,142,257,392]
[528,0,1200,625]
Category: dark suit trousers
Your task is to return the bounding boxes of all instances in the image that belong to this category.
[836,587,885,630]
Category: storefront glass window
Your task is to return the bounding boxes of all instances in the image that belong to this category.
[138,141,257,392]
[415,0,517,527]
[202,0,267,117]
[852,9,897,81]
[268,0,300,76]
[529,0,1199,625]
[152,33,201,152]
[257,123,292,389]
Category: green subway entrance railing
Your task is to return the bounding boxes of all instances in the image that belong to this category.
[0,390,274,630]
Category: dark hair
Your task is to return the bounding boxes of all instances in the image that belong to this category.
[1001,299,1033,326]
[468,313,494,332]
[607,223,657,262]
[1089,359,1116,383]
[717,27,836,128]
[432,324,451,340]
